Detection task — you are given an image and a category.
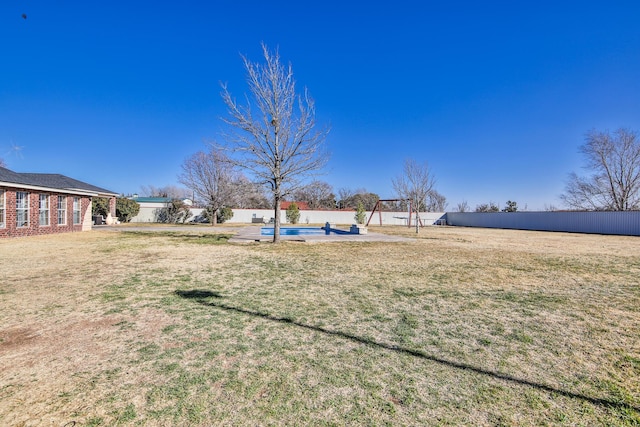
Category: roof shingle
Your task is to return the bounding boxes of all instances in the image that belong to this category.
[0,167,117,196]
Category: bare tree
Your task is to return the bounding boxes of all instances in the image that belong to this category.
[425,189,447,212]
[228,175,271,209]
[455,201,469,212]
[0,157,6,168]
[140,184,191,199]
[219,43,329,242]
[337,188,354,209]
[292,180,335,210]
[392,158,438,233]
[561,128,640,211]
[179,150,236,225]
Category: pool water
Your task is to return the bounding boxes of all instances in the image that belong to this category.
[260,226,328,236]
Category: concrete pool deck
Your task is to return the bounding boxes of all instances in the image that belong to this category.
[227,226,414,243]
[94,224,415,243]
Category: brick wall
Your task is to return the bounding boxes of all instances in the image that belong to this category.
[0,186,92,238]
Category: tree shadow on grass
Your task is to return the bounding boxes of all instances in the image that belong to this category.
[175,289,223,299]
[174,289,639,414]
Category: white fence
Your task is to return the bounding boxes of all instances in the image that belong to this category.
[445,211,640,236]
[129,202,170,223]
[129,203,640,236]
[130,203,446,226]
[230,208,446,226]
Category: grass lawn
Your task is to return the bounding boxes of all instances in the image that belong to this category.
[0,226,639,426]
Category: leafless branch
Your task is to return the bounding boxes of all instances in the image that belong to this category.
[216,43,329,241]
[562,128,640,210]
[392,158,438,212]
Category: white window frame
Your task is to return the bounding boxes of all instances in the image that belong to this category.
[39,194,50,226]
[57,196,67,226]
[73,197,81,225]
[16,191,29,228]
[0,189,5,228]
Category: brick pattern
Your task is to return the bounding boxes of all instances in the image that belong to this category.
[0,186,93,238]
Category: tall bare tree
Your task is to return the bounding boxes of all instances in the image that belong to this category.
[179,150,236,225]
[0,158,6,168]
[219,43,329,242]
[292,180,335,210]
[561,128,640,211]
[392,158,438,233]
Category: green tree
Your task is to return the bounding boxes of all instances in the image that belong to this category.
[92,197,109,216]
[286,203,300,224]
[354,202,366,224]
[338,188,380,210]
[502,200,518,212]
[217,206,234,224]
[475,202,499,213]
[116,198,140,223]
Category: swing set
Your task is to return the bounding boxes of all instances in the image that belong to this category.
[366,199,424,227]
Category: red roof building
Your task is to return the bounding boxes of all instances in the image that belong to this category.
[280,201,311,210]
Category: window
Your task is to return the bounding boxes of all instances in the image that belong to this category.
[39,194,50,226]
[57,196,67,225]
[16,192,29,227]
[0,190,5,228]
[73,197,81,224]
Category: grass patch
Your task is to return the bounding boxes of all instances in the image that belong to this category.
[0,227,638,425]
[123,230,232,244]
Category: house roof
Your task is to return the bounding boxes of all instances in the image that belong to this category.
[0,167,118,197]
[131,197,172,203]
[281,201,311,210]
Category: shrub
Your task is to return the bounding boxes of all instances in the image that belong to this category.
[116,198,140,223]
[355,201,366,224]
[92,197,109,217]
[157,199,192,223]
[286,203,300,224]
[217,206,234,224]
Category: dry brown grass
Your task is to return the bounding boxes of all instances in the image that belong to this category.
[0,226,639,426]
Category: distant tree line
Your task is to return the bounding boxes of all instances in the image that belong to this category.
[102,125,639,226]
[133,44,640,233]
[468,200,519,213]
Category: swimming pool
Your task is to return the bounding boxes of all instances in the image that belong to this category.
[260,226,328,236]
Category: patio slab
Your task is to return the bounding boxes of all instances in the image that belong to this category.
[227,226,414,243]
[95,224,415,243]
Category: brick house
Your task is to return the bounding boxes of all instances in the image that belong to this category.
[0,166,118,238]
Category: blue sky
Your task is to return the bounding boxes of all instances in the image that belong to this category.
[1,1,639,210]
